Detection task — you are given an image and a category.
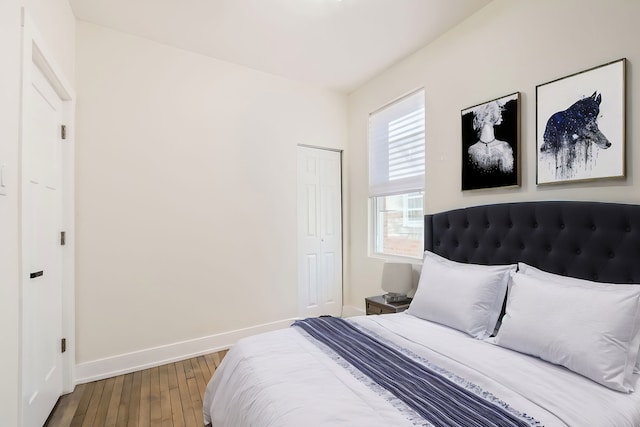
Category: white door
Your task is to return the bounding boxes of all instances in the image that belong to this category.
[297,146,343,318]
[22,62,64,427]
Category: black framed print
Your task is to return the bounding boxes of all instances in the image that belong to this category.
[461,92,520,191]
[536,58,626,185]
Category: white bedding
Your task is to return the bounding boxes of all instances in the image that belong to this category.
[203,313,640,426]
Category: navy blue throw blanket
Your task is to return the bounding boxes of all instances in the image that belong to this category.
[292,317,537,427]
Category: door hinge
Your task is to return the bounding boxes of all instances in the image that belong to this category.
[61,338,67,353]
[60,231,66,246]
[61,124,67,140]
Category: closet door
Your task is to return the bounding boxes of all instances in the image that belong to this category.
[297,146,343,318]
[22,62,65,427]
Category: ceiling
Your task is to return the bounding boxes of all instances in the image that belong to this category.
[69,0,492,93]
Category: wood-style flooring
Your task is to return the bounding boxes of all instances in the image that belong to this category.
[44,350,227,427]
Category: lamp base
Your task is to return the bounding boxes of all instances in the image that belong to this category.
[383,293,410,304]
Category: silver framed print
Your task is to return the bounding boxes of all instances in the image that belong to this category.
[536,58,626,185]
[461,92,520,191]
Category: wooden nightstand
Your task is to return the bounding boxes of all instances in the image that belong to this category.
[365,295,412,315]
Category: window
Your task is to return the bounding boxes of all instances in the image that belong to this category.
[369,90,425,259]
[403,193,423,227]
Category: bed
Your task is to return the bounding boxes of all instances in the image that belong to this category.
[203,201,640,426]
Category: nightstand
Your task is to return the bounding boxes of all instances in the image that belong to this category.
[365,295,412,315]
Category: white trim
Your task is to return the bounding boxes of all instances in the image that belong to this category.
[21,11,74,101]
[75,318,298,385]
[341,305,365,318]
[297,143,343,153]
[20,6,76,406]
[60,99,76,393]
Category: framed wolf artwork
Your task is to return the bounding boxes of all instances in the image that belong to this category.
[536,58,626,185]
[461,92,520,191]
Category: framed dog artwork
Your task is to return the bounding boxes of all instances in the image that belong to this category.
[461,92,520,191]
[536,58,626,185]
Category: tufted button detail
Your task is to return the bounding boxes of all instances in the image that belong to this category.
[609,251,615,259]
[508,222,513,228]
[546,245,552,252]
[464,221,469,228]
[626,226,632,232]
[446,223,450,229]
[576,248,581,255]
[474,242,479,248]
[533,222,538,228]
[435,240,440,247]
[520,243,525,250]
[484,222,490,229]
[496,241,501,248]
[559,223,565,229]
[591,224,597,231]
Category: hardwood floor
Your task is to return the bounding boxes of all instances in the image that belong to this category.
[45,350,227,427]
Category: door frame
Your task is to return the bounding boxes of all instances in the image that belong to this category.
[296,144,344,318]
[19,7,76,410]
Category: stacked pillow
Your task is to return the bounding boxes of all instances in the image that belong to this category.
[407,254,640,392]
[407,251,516,339]
[492,263,640,392]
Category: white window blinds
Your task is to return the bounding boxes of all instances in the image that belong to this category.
[369,90,425,197]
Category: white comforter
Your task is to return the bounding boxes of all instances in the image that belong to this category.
[203,313,640,426]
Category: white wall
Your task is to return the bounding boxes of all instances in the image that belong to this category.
[74,22,347,367]
[23,0,77,83]
[0,2,23,425]
[347,0,640,307]
[0,0,74,425]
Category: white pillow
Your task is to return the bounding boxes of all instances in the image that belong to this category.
[518,262,640,373]
[518,262,612,288]
[406,251,515,339]
[494,271,640,392]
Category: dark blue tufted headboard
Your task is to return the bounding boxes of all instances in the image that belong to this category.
[424,201,640,284]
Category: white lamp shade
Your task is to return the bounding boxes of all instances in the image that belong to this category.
[381,262,412,294]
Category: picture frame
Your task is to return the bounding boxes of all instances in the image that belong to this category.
[536,58,626,185]
[461,92,520,191]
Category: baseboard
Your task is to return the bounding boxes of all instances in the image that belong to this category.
[342,304,365,317]
[75,317,298,385]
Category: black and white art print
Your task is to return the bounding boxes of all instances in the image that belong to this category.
[461,92,520,191]
[536,59,626,185]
